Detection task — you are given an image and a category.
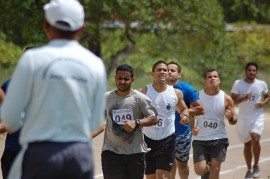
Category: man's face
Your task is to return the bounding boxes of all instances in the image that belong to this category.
[204,71,220,88]
[152,63,168,82]
[115,70,134,92]
[168,64,180,83]
[245,65,257,80]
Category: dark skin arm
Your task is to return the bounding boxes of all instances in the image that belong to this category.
[0,89,7,133]
[174,89,189,124]
[189,100,204,117]
[224,94,238,125]
[91,122,105,138]
[122,115,157,133]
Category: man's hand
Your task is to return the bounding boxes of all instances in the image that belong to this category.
[224,106,233,121]
[192,127,199,136]
[179,114,190,125]
[244,93,252,101]
[122,120,136,133]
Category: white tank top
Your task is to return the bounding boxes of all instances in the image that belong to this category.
[143,84,177,140]
[193,90,228,141]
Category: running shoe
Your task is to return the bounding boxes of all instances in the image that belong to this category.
[244,170,252,179]
[252,165,260,178]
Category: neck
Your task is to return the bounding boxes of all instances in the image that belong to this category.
[204,87,220,96]
[167,79,179,86]
[244,78,255,84]
[152,82,167,93]
[115,89,133,96]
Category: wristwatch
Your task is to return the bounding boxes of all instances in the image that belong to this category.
[135,119,141,128]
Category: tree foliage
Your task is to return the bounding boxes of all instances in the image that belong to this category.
[219,0,270,23]
[0,0,270,91]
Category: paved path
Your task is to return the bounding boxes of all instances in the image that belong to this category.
[92,112,270,179]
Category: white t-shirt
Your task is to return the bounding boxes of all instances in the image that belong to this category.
[143,85,177,140]
[231,79,268,120]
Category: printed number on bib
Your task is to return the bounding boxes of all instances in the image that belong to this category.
[203,121,218,129]
[153,115,164,128]
[112,108,134,125]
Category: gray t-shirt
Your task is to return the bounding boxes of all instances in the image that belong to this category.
[102,90,157,154]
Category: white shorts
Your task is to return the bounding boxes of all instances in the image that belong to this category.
[236,117,264,143]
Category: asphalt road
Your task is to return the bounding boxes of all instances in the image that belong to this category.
[92,112,270,179]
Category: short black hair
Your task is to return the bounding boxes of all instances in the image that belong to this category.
[116,64,134,77]
[45,21,79,39]
[152,60,167,72]
[24,46,35,52]
[204,69,218,79]
[245,62,258,71]
[168,61,181,73]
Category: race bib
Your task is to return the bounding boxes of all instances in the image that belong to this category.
[201,117,219,130]
[197,116,220,131]
[112,108,134,125]
[153,115,165,128]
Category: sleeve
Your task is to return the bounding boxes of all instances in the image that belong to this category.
[89,60,107,132]
[1,53,33,131]
[138,93,158,117]
[231,80,239,94]
[1,80,11,94]
[262,81,268,94]
[187,85,200,103]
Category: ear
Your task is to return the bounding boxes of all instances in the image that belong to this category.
[43,21,52,38]
[132,77,135,83]
[178,73,182,78]
[77,24,86,35]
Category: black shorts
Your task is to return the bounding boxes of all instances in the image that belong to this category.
[22,141,94,179]
[101,150,145,179]
[192,138,229,163]
[144,134,175,175]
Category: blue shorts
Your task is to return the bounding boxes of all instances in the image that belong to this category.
[175,131,192,162]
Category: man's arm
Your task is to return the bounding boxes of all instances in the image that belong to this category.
[175,89,189,124]
[225,94,238,125]
[189,100,204,116]
[255,92,270,109]
[0,88,4,104]
[122,115,157,133]
[231,93,252,105]
[0,89,7,133]
[91,122,105,138]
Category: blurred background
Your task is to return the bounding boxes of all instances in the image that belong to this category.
[1,0,270,99]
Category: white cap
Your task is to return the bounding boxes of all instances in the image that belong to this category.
[43,0,85,31]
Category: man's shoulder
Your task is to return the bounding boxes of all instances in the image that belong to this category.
[176,81,195,89]
[255,78,267,84]
[105,90,115,97]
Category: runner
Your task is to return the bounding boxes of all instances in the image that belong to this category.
[140,60,189,179]
[192,69,237,179]
[231,62,270,179]
[100,64,157,179]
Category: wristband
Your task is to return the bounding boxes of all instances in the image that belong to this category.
[135,119,141,128]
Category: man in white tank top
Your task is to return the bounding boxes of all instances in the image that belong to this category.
[139,60,189,179]
[231,62,269,179]
[192,69,238,179]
